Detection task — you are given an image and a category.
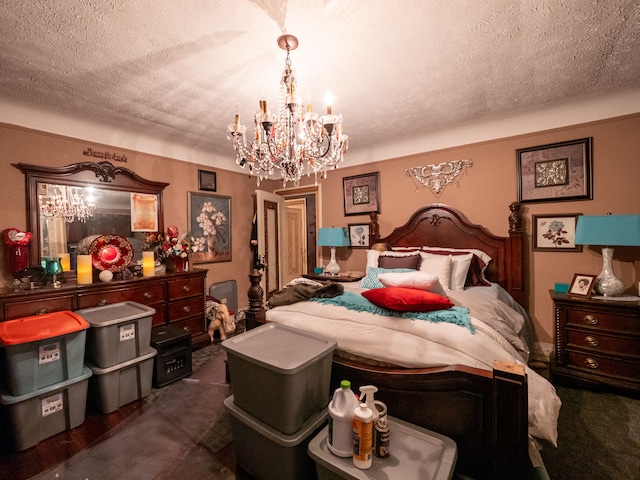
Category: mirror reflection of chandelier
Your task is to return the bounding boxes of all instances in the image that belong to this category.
[39,185,95,223]
[227,34,348,187]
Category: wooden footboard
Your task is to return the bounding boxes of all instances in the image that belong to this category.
[331,356,528,480]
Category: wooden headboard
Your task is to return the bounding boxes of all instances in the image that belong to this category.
[368,202,526,307]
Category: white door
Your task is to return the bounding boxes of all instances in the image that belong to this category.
[255,190,287,299]
[284,198,307,284]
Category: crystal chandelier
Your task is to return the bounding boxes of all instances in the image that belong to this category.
[227,34,348,186]
[39,185,95,223]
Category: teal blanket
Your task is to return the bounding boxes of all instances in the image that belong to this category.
[311,291,474,333]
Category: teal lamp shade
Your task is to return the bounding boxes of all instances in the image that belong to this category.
[574,214,640,297]
[317,227,350,247]
[317,227,350,275]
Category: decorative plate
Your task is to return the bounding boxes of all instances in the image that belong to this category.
[88,234,134,271]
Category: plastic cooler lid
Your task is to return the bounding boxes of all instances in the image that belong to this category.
[75,301,156,327]
[221,323,337,374]
[0,311,89,346]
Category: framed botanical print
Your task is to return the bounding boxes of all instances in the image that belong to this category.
[517,138,593,204]
[343,172,380,216]
[532,214,582,252]
[187,192,231,264]
[348,223,370,248]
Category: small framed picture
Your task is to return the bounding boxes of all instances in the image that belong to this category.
[198,169,217,192]
[343,172,380,216]
[568,273,596,298]
[532,214,582,252]
[348,223,370,248]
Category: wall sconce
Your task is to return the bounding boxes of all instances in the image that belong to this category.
[406,159,473,197]
[317,227,350,275]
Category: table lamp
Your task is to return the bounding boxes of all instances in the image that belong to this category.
[575,214,640,297]
[317,227,350,275]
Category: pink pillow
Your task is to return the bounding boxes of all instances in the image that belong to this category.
[362,287,454,312]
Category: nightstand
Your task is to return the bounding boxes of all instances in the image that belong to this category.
[550,290,640,393]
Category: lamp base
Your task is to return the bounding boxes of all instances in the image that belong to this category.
[594,247,625,297]
[324,247,341,275]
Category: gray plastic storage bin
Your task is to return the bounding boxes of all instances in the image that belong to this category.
[222,323,336,435]
[76,301,155,368]
[0,366,92,451]
[308,416,458,480]
[0,311,89,396]
[224,395,327,480]
[87,348,157,414]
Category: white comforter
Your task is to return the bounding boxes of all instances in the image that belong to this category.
[265,285,561,445]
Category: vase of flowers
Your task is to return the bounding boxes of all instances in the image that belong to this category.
[143,226,204,272]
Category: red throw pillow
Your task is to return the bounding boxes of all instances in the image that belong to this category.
[362,287,454,312]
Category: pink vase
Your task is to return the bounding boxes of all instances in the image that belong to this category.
[7,244,29,278]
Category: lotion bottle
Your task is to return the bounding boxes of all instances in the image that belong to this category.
[328,380,360,457]
[352,402,373,469]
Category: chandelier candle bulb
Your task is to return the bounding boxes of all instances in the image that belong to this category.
[59,253,71,272]
[76,255,93,284]
[142,251,155,277]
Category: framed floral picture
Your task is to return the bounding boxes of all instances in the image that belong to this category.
[348,223,370,248]
[568,273,596,298]
[188,192,231,263]
[517,138,593,204]
[532,213,582,252]
[343,172,380,216]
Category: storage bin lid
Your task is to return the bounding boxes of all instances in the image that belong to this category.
[0,311,89,346]
[0,366,93,404]
[86,347,157,375]
[221,323,336,374]
[75,301,156,327]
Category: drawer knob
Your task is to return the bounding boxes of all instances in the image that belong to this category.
[182,305,191,313]
[182,285,191,293]
[585,335,600,347]
[143,292,153,299]
[584,358,599,369]
[583,314,598,325]
[97,299,109,307]
[36,308,50,315]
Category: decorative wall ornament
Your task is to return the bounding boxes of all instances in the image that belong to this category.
[406,159,473,197]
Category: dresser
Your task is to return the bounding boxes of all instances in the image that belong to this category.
[550,290,640,393]
[0,269,209,348]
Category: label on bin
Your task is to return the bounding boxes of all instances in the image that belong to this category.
[41,393,63,417]
[39,342,60,364]
[119,324,135,342]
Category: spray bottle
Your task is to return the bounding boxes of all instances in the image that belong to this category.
[352,402,373,469]
[358,385,380,422]
[328,380,360,457]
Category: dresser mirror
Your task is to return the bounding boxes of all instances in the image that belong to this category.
[13,161,169,269]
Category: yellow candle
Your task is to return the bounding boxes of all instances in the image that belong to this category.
[77,255,93,285]
[59,253,71,272]
[142,251,155,277]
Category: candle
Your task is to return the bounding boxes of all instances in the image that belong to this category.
[59,253,71,272]
[76,255,93,285]
[324,91,333,115]
[142,251,155,277]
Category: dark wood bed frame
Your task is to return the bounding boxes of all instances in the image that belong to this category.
[245,202,529,479]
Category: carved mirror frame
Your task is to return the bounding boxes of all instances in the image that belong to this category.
[13,161,169,266]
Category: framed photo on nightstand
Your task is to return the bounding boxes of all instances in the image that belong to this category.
[568,273,596,298]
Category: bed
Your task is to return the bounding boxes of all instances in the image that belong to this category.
[244,202,560,480]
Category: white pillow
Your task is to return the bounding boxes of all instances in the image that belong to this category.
[418,253,453,290]
[420,252,473,291]
[378,271,448,297]
[423,245,492,266]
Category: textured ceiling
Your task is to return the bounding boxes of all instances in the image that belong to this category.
[1,1,639,171]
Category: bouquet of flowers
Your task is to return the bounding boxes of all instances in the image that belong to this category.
[144,226,204,261]
[196,202,228,252]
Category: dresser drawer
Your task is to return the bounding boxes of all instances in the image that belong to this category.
[168,276,203,300]
[168,296,204,323]
[566,350,640,381]
[566,328,640,357]
[566,307,638,333]
[171,316,206,337]
[77,284,166,309]
[4,294,75,319]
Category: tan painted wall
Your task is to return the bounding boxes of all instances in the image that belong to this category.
[309,113,640,346]
[2,113,639,348]
[0,123,257,305]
